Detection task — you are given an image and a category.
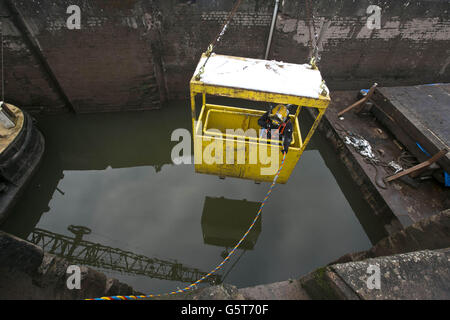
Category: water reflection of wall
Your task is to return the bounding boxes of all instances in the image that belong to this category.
[37,111,180,171]
[301,109,389,244]
[1,108,187,237]
[2,106,387,248]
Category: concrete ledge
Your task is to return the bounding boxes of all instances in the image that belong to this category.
[291,249,450,300]
[239,279,310,300]
[330,249,450,300]
[299,268,355,300]
[0,231,43,274]
[177,248,450,300]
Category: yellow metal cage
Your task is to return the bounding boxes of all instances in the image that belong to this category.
[190,53,331,184]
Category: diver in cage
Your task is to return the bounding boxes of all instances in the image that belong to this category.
[258,104,294,154]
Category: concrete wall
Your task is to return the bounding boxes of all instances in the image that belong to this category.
[1,0,449,113]
[333,209,450,264]
[2,0,164,113]
[158,0,274,100]
[274,0,450,90]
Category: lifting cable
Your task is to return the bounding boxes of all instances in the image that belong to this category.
[87,153,287,300]
[305,0,320,69]
[195,0,319,77]
[194,0,244,80]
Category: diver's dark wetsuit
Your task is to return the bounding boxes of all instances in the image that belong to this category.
[258,111,293,154]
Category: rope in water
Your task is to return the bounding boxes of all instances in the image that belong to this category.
[87,153,287,300]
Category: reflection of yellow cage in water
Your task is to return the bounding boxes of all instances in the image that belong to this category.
[190,54,331,184]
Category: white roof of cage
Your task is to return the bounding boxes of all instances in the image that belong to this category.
[193,54,329,100]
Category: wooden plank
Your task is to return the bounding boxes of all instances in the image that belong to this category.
[370,101,429,163]
[381,86,449,146]
[405,87,449,139]
[371,89,431,159]
[384,149,448,183]
[372,84,450,173]
[337,83,378,117]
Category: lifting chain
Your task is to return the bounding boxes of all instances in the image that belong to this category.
[305,0,320,69]
[195,0,320,78]
[195,0,244,81]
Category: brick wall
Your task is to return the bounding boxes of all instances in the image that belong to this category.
[158,0,274,99]
[1,0,449,113]
[2,0,163,113]
[273,0,450,90]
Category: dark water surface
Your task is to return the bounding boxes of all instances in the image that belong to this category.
[2,101,386,295]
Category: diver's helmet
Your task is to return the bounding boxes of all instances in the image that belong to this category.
[269,104,289,126]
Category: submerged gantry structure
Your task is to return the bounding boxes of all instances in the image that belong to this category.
[28,226,221,285]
